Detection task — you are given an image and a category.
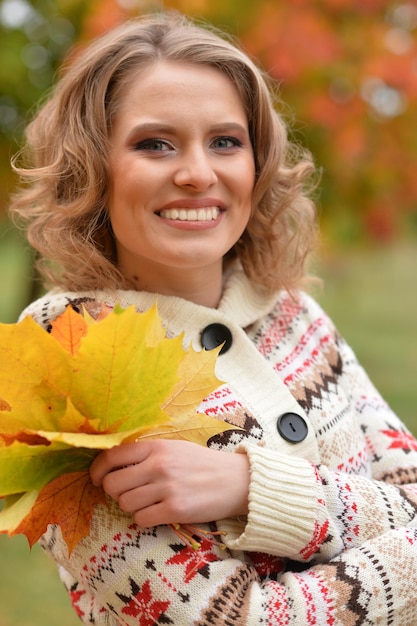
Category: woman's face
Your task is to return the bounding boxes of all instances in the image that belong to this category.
[107,60,255,292]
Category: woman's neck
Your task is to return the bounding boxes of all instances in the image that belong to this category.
[123,262,224,309]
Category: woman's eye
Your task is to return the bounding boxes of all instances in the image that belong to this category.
[134,139,172,152]
[211,136,242,150]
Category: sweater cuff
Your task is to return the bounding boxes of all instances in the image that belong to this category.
[219,443,319,558]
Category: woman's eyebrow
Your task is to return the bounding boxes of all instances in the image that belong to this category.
[208,122,249,134]
[126,122,176,139]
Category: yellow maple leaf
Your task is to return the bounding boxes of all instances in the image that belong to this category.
[0,316,72,433]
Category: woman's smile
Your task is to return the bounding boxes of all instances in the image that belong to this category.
[158,208,223,229]
[157,197,225,228]
[159,207,220,222]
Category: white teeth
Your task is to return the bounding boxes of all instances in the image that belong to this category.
[160,207,220,221]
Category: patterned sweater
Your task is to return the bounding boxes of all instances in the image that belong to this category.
[21,266,417,625]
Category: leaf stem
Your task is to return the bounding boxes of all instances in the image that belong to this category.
[169,523,227,551]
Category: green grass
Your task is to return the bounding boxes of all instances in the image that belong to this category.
[0,222,35,324]
[315,243,417,432]
[0,221,416,624]
[0,536,79,626]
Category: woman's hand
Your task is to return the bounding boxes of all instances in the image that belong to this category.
[90,440,250,527]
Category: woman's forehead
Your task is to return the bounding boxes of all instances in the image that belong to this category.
[112,59,247,110]
[109,60,250,136]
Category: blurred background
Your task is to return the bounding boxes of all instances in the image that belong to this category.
[0,0,416,624]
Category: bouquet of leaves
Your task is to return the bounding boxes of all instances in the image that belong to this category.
[0,304,231,555]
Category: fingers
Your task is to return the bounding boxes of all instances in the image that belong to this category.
[118,483,158,514]
[90,441,151,486]
[133,500,178,528]
[101,463,146,501]
[119,485,187,527]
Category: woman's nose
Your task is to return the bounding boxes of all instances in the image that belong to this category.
[173,148,218,190]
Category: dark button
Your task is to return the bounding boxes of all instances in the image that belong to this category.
[201,323,233,355]
[277,412,308,443]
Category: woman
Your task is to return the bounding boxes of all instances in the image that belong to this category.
[10,12,417,624]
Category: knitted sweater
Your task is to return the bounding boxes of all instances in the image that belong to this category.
[20,266,417,625]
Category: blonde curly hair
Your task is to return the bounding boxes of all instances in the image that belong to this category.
[9,11,318,293]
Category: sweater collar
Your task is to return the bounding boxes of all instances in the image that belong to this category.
[217,264,280,327]
[109,263,279,329]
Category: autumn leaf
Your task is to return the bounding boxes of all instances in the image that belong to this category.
[0,315,71,433]
[0,441,96,496]
[0,304,232,554]
[11,471,108,554]
[163,344,223,420]
[67,305,185,432]
[50,304,88,355]
[123,412,232,446]
[0,492,39,534]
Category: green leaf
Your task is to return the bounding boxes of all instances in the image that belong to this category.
[0,441,97,496]
[0,492,39,534]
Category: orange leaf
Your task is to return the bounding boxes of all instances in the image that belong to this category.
[13,471,108,555]
[50,306,88,355]
[0,431,51,447]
